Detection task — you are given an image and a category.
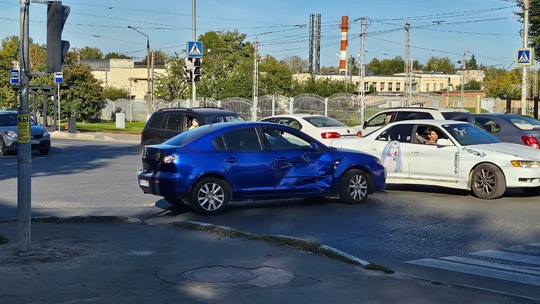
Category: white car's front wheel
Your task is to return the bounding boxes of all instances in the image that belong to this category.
[471,163,506,199]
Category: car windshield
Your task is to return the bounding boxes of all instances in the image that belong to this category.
[303,116,345,127]
[443,123,500,146]
[442,111,468,119]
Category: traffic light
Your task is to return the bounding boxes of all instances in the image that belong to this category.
[47,1,70,73]
[192,58,202,82]
[183,57,193,82]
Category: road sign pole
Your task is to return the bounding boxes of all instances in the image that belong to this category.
[522,0,529,115]
[18,0,32,251]
[191,0,197,107]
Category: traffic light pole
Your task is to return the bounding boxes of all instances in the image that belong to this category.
[18,0,32,251]
[191,0,198,107]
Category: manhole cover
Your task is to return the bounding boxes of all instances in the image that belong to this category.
[182,266,259,283]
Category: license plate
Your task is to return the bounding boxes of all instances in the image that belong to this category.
[31,139,39,144]
[139,179,149,187]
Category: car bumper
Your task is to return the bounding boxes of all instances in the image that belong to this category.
[137,171,191,198]
[504,167,540,188]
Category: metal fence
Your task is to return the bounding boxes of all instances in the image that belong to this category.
[101,92,516,124]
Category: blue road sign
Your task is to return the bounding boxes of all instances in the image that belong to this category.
[10,69,19,84]
[187,41,203,58]
[517,48,533,66]
[54,71,63,83]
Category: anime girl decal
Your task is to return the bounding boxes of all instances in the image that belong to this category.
[381,140,403,173]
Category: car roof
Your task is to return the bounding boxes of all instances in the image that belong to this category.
[154,107,238,115]
[265,113,325,118]
[389,119,469,126]
[0,110,17,114]
[381,107,468,113]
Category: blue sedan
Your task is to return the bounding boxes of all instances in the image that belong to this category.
[137,121,386,214]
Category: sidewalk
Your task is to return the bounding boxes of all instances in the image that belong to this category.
[0,217,529,304]
[49,130,140,144]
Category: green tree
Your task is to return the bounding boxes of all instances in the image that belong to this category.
[517,1,540,61]
[78,46,103,60]
[483,67,521,99]
[154,51,190,101]
[60,52,105,121]
[425,57,455,74]
[104,52,131,60]
[102,86,130,100]
[283,55,308,74]
[195,30,254,99]
[366,56,405,75]
[467,54,479,69]
[258,55,293,95]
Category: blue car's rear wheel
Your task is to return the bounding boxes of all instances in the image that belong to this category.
[339,169,370,204]
[190,177,230,215]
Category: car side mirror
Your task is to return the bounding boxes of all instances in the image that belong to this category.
[437,138,453,146]
[363,121,368,128]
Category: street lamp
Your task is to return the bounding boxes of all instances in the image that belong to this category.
[128,26,151,116]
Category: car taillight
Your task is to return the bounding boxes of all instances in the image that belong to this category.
[356,131,363,137]
[521,136,540,149]
[321,132,341,139]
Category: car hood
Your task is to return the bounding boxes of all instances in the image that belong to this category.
[469,143,540,160]
[0,125,48,135]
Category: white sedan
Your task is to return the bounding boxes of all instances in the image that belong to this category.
[329,119,540,199]
[260,114,362,145]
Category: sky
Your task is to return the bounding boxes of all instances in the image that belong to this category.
[0,0,526,70]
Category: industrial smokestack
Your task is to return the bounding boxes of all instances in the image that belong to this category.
[339,16,349,75]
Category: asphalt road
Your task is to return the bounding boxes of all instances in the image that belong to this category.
[1,138,540,300]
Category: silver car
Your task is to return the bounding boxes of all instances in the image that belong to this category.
[0,110,51,156]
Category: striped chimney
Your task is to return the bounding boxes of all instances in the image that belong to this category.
[339,16,349,75]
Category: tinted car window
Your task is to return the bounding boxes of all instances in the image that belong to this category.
[442,112,467,119]
[221,128,262,151]
[164,114,184,131]
[471,117,500,133]
[263,127,310,150]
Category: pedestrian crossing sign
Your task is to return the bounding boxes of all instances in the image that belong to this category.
[516,48,533,66]
[187,41,203,58]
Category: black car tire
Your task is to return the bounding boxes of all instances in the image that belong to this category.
[39,148,49,155]
[190,177,230,215]
[338,169,370,204]
[471,163,506,199]
[0,138,6,156]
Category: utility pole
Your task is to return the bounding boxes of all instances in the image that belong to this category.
[404,22,411,106]
[191,0,197,107]
[253,37,259,121]
[522,0,529,115]
[460,51,467,108]
[18,0,31,251]
[358,17,366,124]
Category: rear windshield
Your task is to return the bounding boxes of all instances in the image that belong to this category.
[303,116,346,127]
[200,113,245,124]
[442,112,469,119]
[506,115,540,130]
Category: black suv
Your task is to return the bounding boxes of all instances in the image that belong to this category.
[139,107,245,148]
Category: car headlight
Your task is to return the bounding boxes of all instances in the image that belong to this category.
[4,130,17,139]
[44,130,50,137]
[511,160,540,168]
[162,154,178,163]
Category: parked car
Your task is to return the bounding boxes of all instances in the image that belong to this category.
[137,121,386,214]
[139,107,245,149]
[329,119,540,199]
[362,107,469,134]
[0,110,51,156]
[260,114,362,145]
[453,113,540,149]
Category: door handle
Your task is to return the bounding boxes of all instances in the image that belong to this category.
[224,157,239,163]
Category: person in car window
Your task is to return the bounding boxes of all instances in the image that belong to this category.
[425,128,439,145]
[189,118,199,130]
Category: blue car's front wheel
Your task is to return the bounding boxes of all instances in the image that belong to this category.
[190,177,231,215]
[338,169,370,204]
